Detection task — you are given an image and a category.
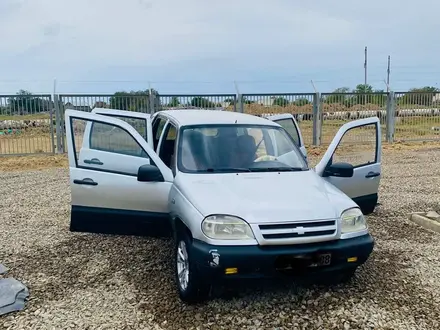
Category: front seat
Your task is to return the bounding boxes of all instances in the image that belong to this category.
[234,134,256,166]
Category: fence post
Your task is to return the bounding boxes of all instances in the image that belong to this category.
[54,94,63,154]
[237,94,244,113]
[149,89,155,114]
[386,91,395,143]
[312,92,322,146]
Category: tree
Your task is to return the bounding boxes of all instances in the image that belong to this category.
[293,98,310,106]
[398,86,439,106]
[324,87,351,104]
[273,97,289,107]
[8,90,51,115]
[354,84,374,94]
[190,97,217,108]
[109,89,160,112]
[242,97,254,104]
[167,96,180,107]
[354,84,374,105]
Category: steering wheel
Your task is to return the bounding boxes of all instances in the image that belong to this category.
[254,155,278,162]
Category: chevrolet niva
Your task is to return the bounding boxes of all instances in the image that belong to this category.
[64,108,381,303]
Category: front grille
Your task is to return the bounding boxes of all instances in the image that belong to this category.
[258,220,337,240]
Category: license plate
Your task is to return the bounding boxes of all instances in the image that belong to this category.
[317,253,332,266]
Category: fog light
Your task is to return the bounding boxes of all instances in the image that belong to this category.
[225,267,238,274]
[347,257,358,263]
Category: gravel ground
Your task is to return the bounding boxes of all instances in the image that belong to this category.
[1,145,440,330]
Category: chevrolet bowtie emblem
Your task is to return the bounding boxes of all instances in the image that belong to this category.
[294,226,306,235]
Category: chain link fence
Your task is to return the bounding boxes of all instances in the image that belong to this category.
[319,92,388,145]
[393,92,440,142]
[239,93,315,145]
[0,94,54,155]
[1,90,439,156]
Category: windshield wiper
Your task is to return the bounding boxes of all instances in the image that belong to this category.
[249,167,306,172]
[204,168,251,173]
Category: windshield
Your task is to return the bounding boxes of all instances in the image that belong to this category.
[177,124,308,173]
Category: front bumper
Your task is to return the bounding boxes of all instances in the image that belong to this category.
[191,234,374,279]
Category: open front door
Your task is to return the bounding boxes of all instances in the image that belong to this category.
[315,117,381,215]
[266,113,307,161]
[65,109,173,236]
[91,108,153,148]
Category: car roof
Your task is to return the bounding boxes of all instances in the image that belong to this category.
[158,109,280,127]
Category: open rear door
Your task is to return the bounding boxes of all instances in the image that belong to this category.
[91,108,153,148]
[315,117,381,215]
[266,113,307,161]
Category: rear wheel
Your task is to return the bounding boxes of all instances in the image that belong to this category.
[174,230,210,304]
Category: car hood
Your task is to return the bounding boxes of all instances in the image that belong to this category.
[175,170,357,223]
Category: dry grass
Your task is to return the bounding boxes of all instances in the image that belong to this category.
[2,141,440,173]
[0,114,52,121]
[0,154,68,172]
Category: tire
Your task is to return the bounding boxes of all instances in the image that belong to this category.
[174,230,210,304]
[361,204,376,215]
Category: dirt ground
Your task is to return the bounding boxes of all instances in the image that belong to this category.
[1,140,439,173]
[1,142,440,330]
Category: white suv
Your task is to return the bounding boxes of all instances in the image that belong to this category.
[64,108,381,303]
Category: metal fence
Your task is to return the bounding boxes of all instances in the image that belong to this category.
[0,94,55,155]
[1,91,440,156]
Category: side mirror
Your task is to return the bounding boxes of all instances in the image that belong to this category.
[137,164,164,182]
[323,162,354,178]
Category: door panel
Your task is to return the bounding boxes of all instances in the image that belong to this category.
[315,117,381,215]
[65,109,173,236]
[77,118,151,174]
[71,168,170,212]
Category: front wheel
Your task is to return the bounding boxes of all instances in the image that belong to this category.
[174,231,210,304]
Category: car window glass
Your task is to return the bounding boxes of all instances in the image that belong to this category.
[247,128,268,158]
[153,117,167,149]
[331,123,377,167]
[275,118,300,146]
[70,117,151,176]
[158,123,177,170]
[89,121,148,158]
[100,115,147,140]
[179,125,307,173]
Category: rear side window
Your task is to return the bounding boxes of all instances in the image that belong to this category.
[275,118,300,146]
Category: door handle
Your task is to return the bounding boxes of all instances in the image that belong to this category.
[365,171,380,178]
[73,178,98,186]
[84,158,103,165]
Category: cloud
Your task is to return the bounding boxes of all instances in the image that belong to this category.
[0,0,439,93]
[0,0,355,66]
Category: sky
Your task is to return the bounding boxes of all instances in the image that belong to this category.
[0,0,439,95]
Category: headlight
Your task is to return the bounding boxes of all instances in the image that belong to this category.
[201,215,255,240]
[341,208,366,233]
